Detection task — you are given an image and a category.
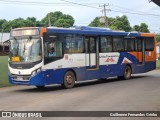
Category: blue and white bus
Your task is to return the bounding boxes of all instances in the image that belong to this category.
[8,26,156,89]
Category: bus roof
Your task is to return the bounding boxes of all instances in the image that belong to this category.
[46,26,141,37]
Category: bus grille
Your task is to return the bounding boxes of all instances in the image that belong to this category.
[11,74,30,81]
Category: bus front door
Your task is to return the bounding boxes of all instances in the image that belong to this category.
[85,36,99,69]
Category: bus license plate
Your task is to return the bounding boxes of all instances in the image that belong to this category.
[17,76,23,80]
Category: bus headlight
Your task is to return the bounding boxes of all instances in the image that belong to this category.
[37,68,41,73]
[31,70,37,76]
[31,67,41,76]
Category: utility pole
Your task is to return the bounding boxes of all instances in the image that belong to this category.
[1,27,3,46]
[48,13,51,27]
[99,4,110,28]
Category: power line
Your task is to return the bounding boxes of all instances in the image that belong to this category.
[111,4,148,14]
[0,0,66,5]
[0,0,160,18]
[111,9,160,17]
[110,4,160,17]
[60,0,160,17]
[59,0,101,9]
[0,0,103,6]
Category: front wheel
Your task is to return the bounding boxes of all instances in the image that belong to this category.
[62,71,75,89]
[118,65,132,80]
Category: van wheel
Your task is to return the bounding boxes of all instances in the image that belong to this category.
[62,71,75,89]
[118,65,132,80]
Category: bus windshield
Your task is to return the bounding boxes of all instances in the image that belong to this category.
[9,37,42,63]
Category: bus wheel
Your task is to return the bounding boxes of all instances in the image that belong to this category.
[36,86,45,89]
[119,65,132,80]
[62,71,75,89]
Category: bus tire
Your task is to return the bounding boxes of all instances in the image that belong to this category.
[118,65,132,80]
[62,71,75,89]
[36,86,45,89]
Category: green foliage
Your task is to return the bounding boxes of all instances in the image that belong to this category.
[0,19,7,29]
[132,25,140,32]
[109,15,132,32]
[0,11,74,32]
[0,56,11,87]
[89,17,104,27]
[89,15,150,32]
[1,17,37,32]
[133,23,150,33]
[89,15,132,32]
[41,11,74,27]
[156,34,160,42]
[156,60,160,69]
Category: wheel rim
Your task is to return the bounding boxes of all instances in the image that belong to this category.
[66,75,73,85]
[125,67,131,78]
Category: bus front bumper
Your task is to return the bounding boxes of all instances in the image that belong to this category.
[8,71,46,86]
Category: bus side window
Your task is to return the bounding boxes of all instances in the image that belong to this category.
[100,36,112,52]
[85,37,89,53]
[124,38,135,51]
[145,37,154,51]
[89,37,96,53]
[136,38,142,52]
[113,37,124,52]
[44,42,55,57]
[64,34,84,54]
[85,37,96,53]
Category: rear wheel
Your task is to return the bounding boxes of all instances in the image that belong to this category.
[118,65,132,80]
[62,71,75,89]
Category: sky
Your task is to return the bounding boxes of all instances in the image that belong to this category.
[0,0,160,33]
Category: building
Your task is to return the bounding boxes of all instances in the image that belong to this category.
[0,33,10,54]
[0,33,10,45]
[156,42,160,60]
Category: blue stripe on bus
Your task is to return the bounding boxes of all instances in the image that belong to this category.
[8,61,156,86]
[47,28,140,37]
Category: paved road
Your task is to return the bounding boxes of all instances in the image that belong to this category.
[1,70,160,120]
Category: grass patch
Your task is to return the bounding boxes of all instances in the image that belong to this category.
[157,60,160,69]
[0,56,11,87]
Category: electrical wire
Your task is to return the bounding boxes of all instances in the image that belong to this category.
[0,0,103,6]
[0,0,160,18]
[59,0,101,9]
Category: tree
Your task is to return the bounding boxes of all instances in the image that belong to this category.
[132,25,140,32]
[10,18,26,29]
[133,23,150,33]
[0,11,75,32]
[89,17,104,27]
[109,15,132,32]
[0,19,8,32]
[156,34,160,42]
[2,20,13,32]
[25,17,37,27]
[89,15,132,32]
[140,23,149,32]
[27,17,36,23]
[41,11,74,27]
